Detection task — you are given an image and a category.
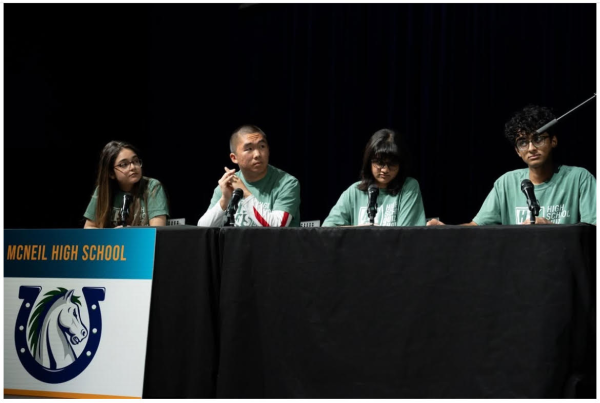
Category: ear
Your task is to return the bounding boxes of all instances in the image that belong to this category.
[550,135,558,148]
[230,152,238,165]
[515,146,521,157]
[64,289,75,302]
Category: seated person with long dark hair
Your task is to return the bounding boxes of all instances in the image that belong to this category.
[323,128,426,226]
[83,141,169,228]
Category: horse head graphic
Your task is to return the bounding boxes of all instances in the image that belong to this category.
[15,286,105,384]
[28,288,89,369]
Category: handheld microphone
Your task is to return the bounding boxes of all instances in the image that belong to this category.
[225,188,244,227]
[367,184,379,225]
[119,194,133,226]
[520,179,540,225]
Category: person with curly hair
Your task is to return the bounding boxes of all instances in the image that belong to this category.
[428,104,596,226]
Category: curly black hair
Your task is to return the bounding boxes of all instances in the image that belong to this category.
[504,105,556,145]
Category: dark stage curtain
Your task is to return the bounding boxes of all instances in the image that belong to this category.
[3,4,596,229]
[228,4,596,226]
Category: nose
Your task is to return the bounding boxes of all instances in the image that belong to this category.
[81,329,87,337]
[527,141,537,152]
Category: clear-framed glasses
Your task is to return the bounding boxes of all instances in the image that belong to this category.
[114,158,143,170]
[515,135,549,151]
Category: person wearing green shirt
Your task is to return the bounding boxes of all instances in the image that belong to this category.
[84,141,170,228]
[197,124,301,227]
[427,104,596,226]
[323,128,426,227]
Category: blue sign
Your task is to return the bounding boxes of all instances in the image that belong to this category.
[5,228,156,394]
[4,228,156,279]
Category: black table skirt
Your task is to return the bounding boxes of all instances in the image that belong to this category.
[143,224,596,398]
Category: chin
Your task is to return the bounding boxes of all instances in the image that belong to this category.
[526,161,544,169]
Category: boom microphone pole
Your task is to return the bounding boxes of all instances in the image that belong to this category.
[534,93,596,134]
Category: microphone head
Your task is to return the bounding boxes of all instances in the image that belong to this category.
[521,179,533,191]
[122,193,133,206]
[233,188,244,197]
[120,194,132,225]
[368,184,379,194]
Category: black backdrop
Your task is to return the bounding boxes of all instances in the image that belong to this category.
[4,3,596,229]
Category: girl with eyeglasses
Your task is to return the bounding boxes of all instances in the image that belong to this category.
[83,140,170,228]
[322,128,426,227]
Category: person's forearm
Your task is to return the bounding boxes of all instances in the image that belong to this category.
[84,219,98,229]
[198,204,226,227]
[240,196,292,227]
[149,215,167,226]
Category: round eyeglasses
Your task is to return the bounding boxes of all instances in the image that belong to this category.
[516,135,549,151]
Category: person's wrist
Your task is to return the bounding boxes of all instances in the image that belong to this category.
[219,197,229,211]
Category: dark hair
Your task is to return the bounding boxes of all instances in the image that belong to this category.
[357,128,409,196]
[93,140,155,228]
[230,124,268,152]
[504,105,556,145]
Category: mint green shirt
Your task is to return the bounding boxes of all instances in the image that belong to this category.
[84,177,169,227]
[207,165,301,227]
[473,165,596,225]
[322,178,427,226]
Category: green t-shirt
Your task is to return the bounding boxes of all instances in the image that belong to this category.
[84,177,170,227]
[322,178,427,226]
[473,165,596,225]
[207,165,301,227]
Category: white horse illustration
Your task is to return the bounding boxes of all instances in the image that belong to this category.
[31,289,89,369]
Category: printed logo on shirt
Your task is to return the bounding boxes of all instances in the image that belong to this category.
[545,204,570,224]
[235,201,271,227]
[358,202,397,226]
[515,207,530,224]
[515,204,569,224]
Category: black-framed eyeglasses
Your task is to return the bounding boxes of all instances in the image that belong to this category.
[114,158,143,170]
[371,159,399,170]
[515,135,550,151]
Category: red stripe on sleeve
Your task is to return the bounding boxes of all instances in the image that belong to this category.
[281,212,290,227]
[253,207,270,227]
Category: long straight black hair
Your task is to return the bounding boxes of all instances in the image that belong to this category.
[357,128,410,196]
